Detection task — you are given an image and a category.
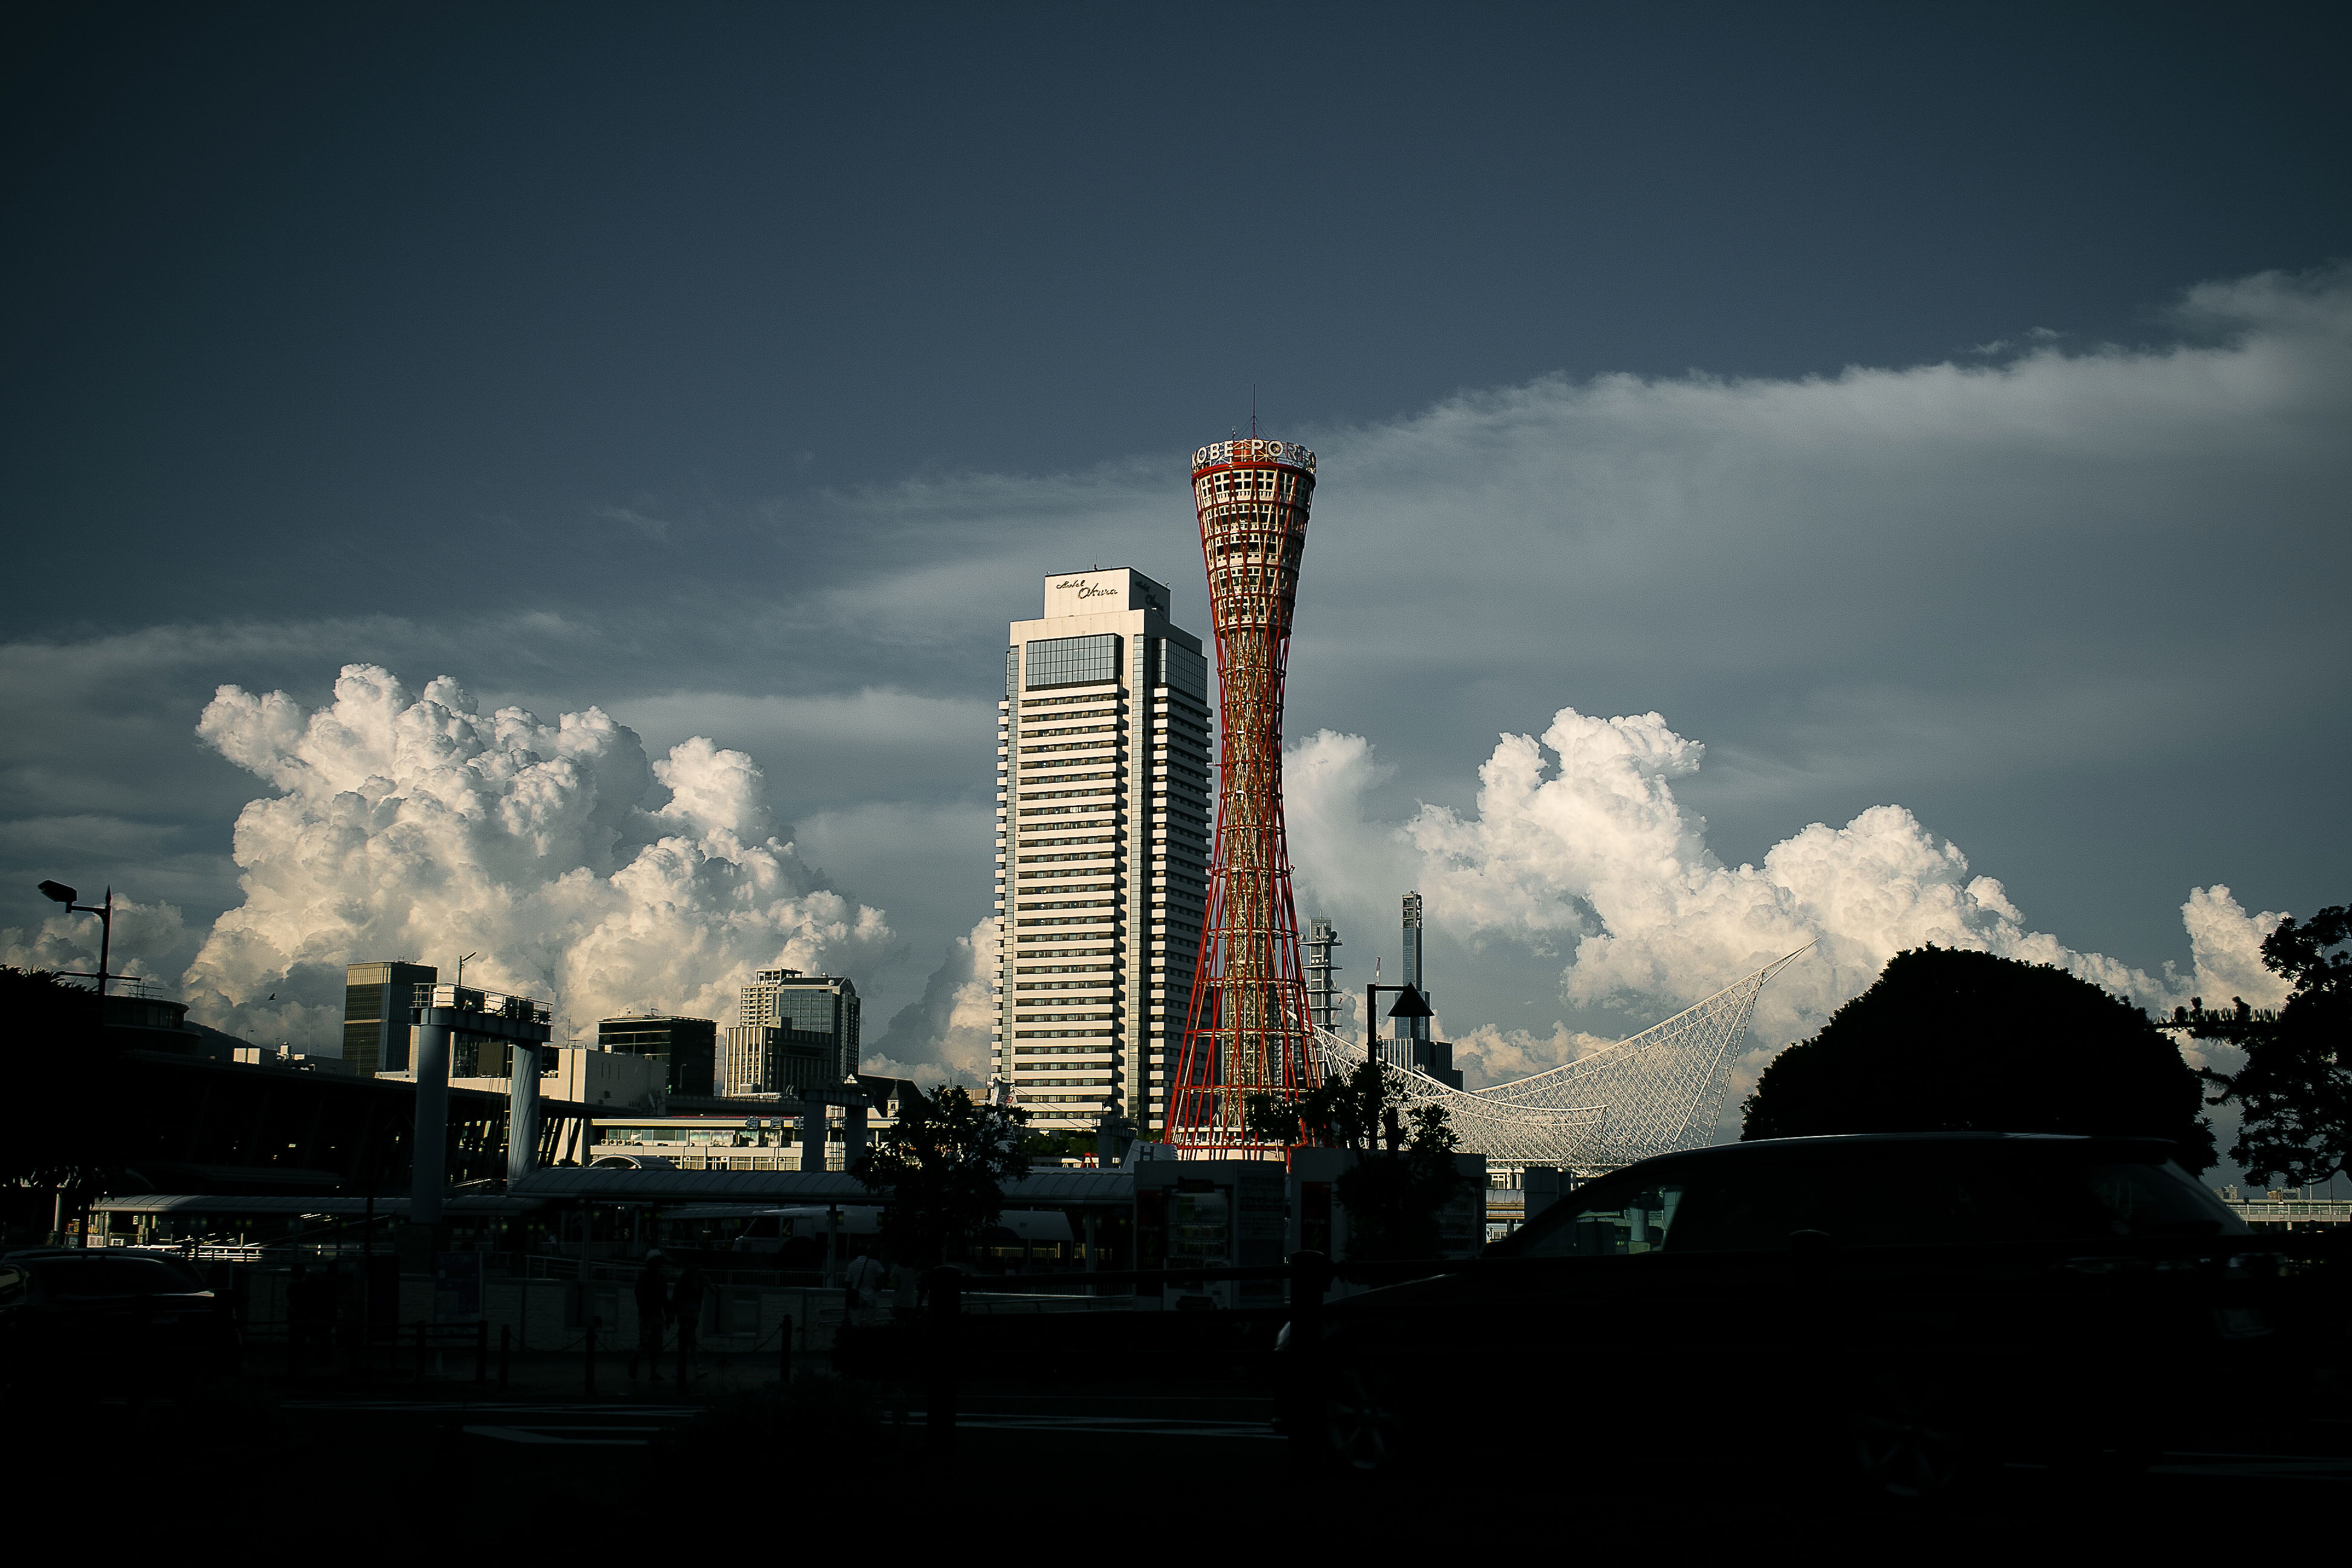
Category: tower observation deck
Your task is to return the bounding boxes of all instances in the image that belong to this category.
[1168,437,1321,1152]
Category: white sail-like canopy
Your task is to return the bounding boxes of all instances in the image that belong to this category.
[1312,947,1811,1171]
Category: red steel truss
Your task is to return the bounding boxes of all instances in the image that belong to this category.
[1167,437,1321,1152]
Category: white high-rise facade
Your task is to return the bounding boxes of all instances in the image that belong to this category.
[995,569,1214,1133]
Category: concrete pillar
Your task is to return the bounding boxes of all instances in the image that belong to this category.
[797,1101,823,1172]
[1524,1166,1569,1225]
[508,1042,541,1185]
[844,1100,871,1167]
[411,1017,451,1225]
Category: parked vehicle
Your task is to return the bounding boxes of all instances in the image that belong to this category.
[729,1206,887,1257]
[1301,1133,2338,1496]
[0,1253,237,1394]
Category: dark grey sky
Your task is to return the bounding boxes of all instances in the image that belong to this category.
[3,2,2347,1084]
[8,2,2345,628]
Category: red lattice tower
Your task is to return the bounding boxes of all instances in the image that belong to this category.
[1167,436,1321,1152]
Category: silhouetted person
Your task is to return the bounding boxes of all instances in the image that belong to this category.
[671,1262,707,1379]
[629,1249,670,1381]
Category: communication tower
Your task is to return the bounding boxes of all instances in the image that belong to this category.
[1304,917,1342,1033]
[1167,436,1321,1151]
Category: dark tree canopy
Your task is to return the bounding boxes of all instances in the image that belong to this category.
[1741,946,2215,1172]
[1245,1061,1468,1261]
[0,968,117,1194]
[2185,903,2351,1186]
[849,1083,1028,1267]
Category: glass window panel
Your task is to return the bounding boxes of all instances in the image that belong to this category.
[1025,635,1122,690]
[1518,1183,1687,1256]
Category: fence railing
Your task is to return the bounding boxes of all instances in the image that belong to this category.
[916,1250,1460,1466]
[241,1318,495,1385]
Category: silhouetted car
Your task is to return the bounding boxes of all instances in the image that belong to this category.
[2,1246,209,1290]
[0,1253,236,1394]
[1302,1133,2333,1497]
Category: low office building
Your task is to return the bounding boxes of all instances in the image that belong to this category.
[433,1044,667,1111]
[103,990,252,1060]
[596,1013,718,1096]
[592,1076,921,1171]
[343,964,526,1080]
[340,961,436,1076]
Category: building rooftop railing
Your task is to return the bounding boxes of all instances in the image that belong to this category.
[2226,1198,2350,1224]
[411,983,552,1025]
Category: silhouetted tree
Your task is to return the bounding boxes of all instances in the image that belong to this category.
[849,1084,1028,1267]
[1246,1061,1468,1260]
[1740,946,2215,1171]
[2183,904,2351,1186]
[0,967,120,1199]
[1021,1129,1097,1162]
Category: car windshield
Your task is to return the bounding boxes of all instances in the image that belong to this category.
[1512,1180,1690,1256]
[34,1256,206,1297]
[2057,1161,2246,1239]
[1508,1153,2245,1255]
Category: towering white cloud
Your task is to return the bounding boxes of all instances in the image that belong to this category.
[2180,884,2293,1012]
[863,916,999,1091]
[182,664,891,1046]
[1288,704,2270,1106]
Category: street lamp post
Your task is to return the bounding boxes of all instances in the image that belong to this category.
[1362,981,1432,1066]
[37,880,114,998]
[36,880,114,1246]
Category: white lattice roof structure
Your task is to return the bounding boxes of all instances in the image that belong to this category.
[1312,947,1810,1172]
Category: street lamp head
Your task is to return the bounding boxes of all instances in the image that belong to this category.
[1387,984,1434,1020]
[37,880,77,906]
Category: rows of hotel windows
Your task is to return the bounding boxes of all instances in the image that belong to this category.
[995,651,1212,1126]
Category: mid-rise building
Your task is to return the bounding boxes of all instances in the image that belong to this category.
[995,567,1214,1133]
[737,969,861,1081]
[720,1023,839,1098]
[596,1014,718,1097]
[341,961,436,1077]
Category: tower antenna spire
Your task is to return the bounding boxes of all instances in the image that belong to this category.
[1250,384,1257,438]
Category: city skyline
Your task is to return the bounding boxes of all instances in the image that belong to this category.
[2,10,2345,1187]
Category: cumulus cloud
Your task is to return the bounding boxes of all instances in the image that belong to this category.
[181,664,892,1047]
[1442,1019,1622,1088]
[7,268,2342,1100]
[1289,703,2276,1117]
[2180,884,2292,1011]
[863,916,999,1090]
[2,896,192,990]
